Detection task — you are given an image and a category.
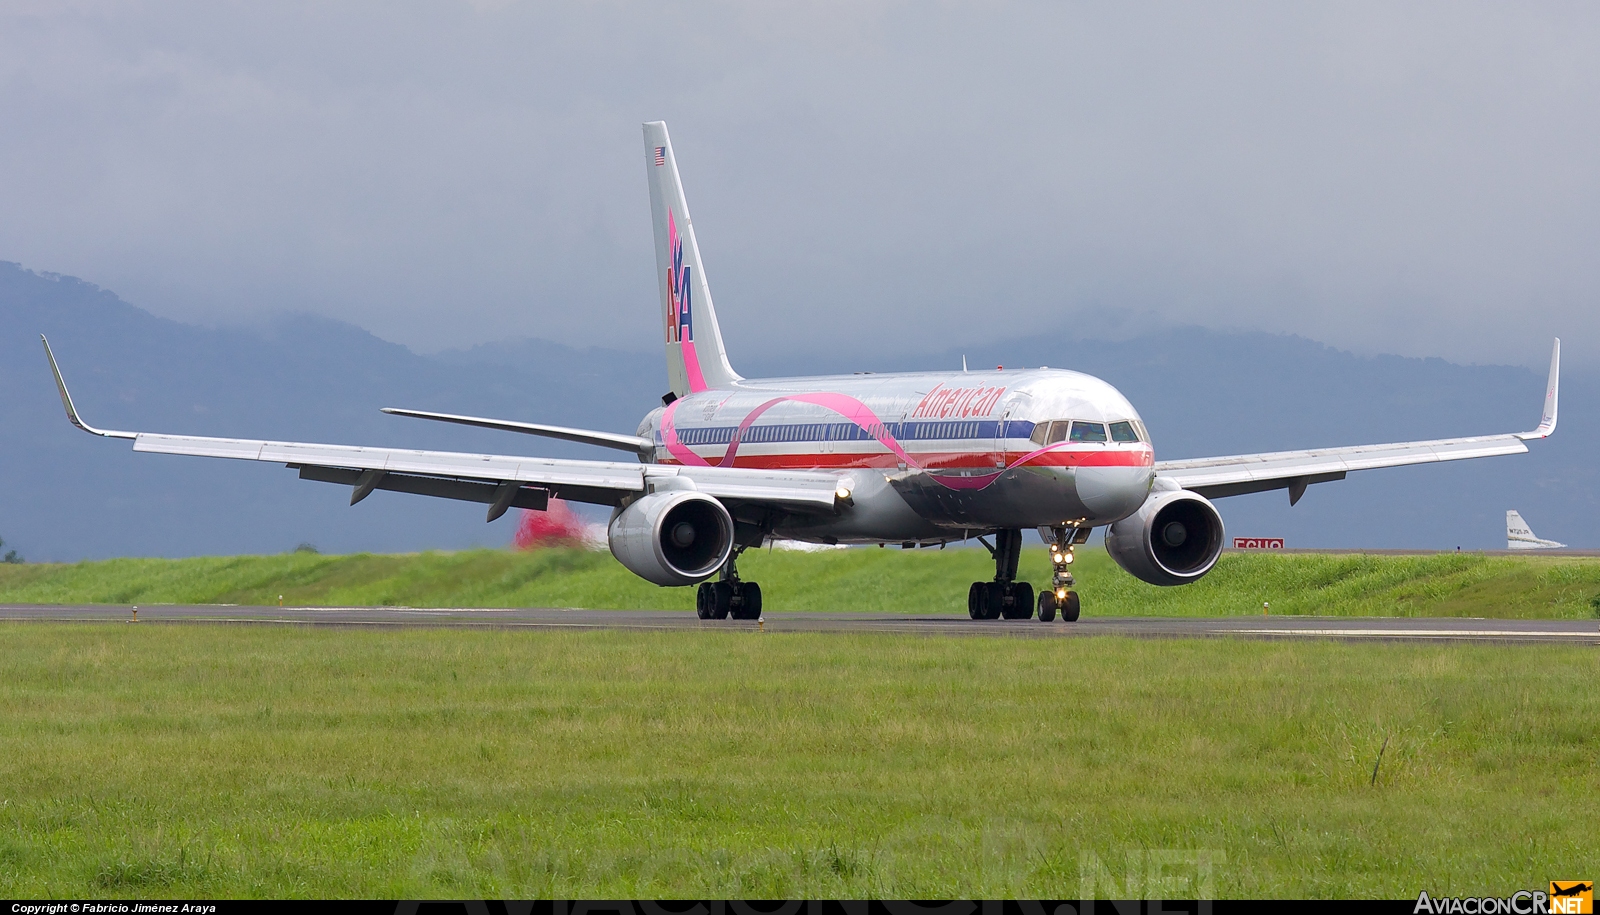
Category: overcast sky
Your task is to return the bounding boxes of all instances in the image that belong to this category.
[2,2,1596,369]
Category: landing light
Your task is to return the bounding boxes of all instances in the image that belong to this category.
[835,482,853,501]
[1056,588,1067,600]
[1064,551,1074,564]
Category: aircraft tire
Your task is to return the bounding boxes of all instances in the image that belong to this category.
[967,582,986,619]
[712,581,734,620]
[1037,590,1057,622]
[1061,590,1081,623]
[731,582,762,620]
[695,582,716,620]
[984,583,1007,620]
[1010,582,1034,620]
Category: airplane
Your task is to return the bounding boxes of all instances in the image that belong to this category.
[41,121,1563,623]
[1506,510,1566,550]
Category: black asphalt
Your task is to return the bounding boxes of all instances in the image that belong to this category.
[3,603,1598,644]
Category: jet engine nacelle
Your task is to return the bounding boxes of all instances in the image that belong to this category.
[607,490,734,586]
[1104,488,1225,586]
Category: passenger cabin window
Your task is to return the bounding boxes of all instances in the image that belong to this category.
[1109,421,1140,443]
[1069,421,1108,443]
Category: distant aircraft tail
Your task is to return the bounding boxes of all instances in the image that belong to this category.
[1506,509,1566,550]
[644,121,741,397]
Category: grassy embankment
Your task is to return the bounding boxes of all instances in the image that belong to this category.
[0,625,1595,896]
[1,547,1599,618]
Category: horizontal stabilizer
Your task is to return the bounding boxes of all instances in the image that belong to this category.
[382,407,654,457]
[42,339,841,515]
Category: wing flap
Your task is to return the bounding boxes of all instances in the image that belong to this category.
[134,433,647,490]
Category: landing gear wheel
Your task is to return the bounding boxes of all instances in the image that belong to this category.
[1007,582,1034,620]
[711,580,734,620]
[984,582,1008,620]
[730,582,763,620]
[1060,589,1080,622]
[968,582,986,620]
[999,583,1031,619]
[695,582,716,620]
[1037,590,1057,622]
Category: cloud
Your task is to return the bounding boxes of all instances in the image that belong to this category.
[1,1,1596,368]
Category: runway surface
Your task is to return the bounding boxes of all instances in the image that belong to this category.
[3,603,1598,644]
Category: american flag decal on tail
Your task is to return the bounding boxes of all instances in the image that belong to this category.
[654,146,666,166]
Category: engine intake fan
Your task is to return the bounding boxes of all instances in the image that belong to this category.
[1104,488,1225,586]
[607,490,734,586]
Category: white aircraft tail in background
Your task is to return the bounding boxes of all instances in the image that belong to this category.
[1506,510,1566,550]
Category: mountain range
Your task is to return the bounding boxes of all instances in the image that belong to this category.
[2,261,1589,561]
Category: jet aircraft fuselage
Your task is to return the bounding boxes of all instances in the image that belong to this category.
[639,368,1154,542]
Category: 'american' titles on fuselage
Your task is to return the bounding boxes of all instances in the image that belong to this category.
[640,370,1155,542]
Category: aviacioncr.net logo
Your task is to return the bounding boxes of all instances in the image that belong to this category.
[1414,882,1592,914]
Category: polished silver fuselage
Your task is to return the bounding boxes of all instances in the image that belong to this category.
[637,367,1156,543]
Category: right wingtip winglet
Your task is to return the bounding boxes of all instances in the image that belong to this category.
[40,335,135,440]
[1518,337,1560,440]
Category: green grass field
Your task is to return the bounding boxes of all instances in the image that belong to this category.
[0,624,1595,897]
[2,547,1599,618]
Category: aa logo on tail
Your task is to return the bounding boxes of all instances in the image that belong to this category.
[664,211,693,344]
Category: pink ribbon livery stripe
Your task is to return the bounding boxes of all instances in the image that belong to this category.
[660,394,1152,492]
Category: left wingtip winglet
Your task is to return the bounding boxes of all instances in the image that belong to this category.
[40,335,136,440]
[1517,337,1559,440]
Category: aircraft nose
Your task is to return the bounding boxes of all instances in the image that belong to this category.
[1075,464,1154,520]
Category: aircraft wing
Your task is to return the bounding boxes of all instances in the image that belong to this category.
[42,337,841,519]
[1156,338,1560,504]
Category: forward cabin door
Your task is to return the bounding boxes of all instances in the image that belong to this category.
[996,404,1016,471]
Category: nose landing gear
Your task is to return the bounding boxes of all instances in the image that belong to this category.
[695,548,762,620]
[1036,526,1083,622]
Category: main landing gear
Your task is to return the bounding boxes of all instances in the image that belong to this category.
[967,527,1081,622]
[695,548,762,620]
[967,529,1035,620]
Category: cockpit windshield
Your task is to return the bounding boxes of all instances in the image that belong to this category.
[1069,421,1107,443]
[1029,419,1144,446]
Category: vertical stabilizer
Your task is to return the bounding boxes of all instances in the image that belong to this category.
[1506,510,1566,550]
[644,121,741,396]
